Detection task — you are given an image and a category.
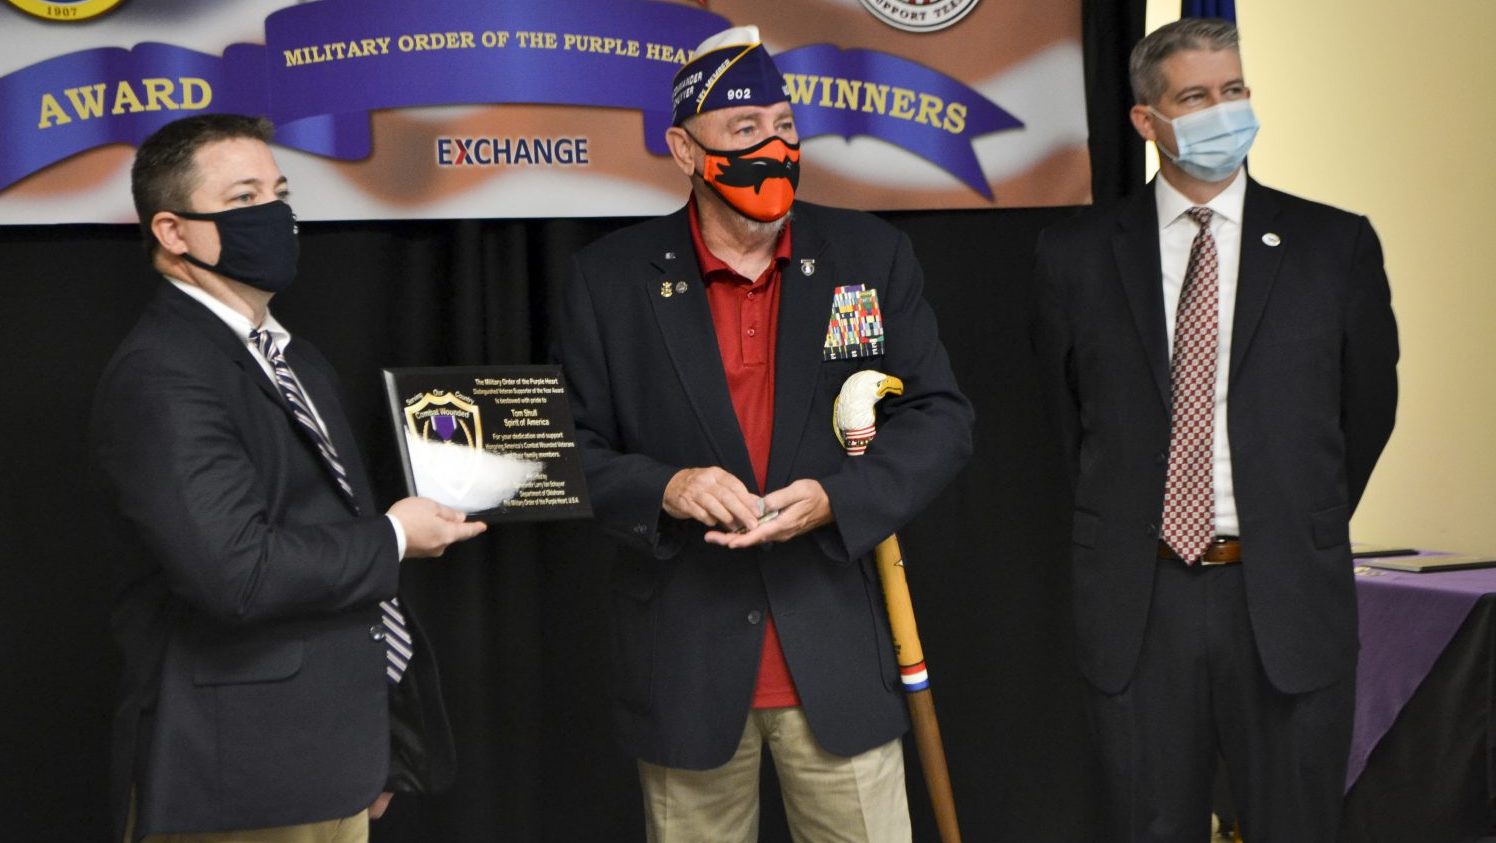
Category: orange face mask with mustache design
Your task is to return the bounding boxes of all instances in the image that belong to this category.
[689,133,801,222]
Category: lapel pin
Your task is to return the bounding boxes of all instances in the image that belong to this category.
[659,281,674,298]
[664,251,677,260]
[674,281,688,295]
[1262,233,1281,247]
[801,258,816,276]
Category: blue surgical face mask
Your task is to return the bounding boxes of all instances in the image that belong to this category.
[1150,99,1259,183]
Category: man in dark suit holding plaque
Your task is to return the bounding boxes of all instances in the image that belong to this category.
[552,25,972,843]
[93,114,486,842]
[1031,19,1399,842]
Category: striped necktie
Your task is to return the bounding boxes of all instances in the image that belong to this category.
[1160,207,1220,564]
[250,328,413,683]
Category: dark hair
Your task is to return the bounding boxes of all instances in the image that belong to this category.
[1129,18,1240,105]
[130,113,275,253]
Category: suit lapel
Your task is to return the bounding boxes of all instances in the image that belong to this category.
[645,211,756,485]
[159,282,285,410]
[767,214,831,491]
[1112,186,1171,408]
[1230,180,1285,379]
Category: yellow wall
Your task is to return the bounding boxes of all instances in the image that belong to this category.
[1141,1,1496,553]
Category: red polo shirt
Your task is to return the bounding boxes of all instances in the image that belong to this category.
[688,198,801,709]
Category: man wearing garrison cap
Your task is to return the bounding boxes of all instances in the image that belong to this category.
[552,25,973,842]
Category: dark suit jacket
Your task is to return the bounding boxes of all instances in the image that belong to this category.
[553,201,973,769]
[1032,178,1398,696]
[92,281,452,840]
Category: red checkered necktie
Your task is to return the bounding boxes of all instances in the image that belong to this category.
[1161,207,1219,564]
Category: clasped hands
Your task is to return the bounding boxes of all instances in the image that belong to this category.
[663,467,831,548]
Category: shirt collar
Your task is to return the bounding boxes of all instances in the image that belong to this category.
[1155,168,1247,230]
[687,194,792,285]
[167,276,291,348]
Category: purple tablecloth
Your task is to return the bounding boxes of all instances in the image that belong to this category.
[1348,556,1496,790]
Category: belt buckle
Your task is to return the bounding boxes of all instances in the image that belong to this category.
[1197,536,1239,566]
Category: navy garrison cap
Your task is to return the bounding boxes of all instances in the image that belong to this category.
[670,25,789,126]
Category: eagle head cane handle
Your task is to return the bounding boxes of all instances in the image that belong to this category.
[833,371,928,689]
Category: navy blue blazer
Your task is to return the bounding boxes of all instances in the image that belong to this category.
[93,281,451,839]
[553,201,973,768]
[1032,178,1399,695]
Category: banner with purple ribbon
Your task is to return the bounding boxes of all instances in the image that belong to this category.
[0,0,1088,222]
[777,45,1022,200]
[1,41,371,192]
[260,0,728,156]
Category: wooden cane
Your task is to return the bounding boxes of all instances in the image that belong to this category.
[836,371,962,843]
[874,533,962,843]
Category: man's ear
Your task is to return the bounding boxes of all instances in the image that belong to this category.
[1129,104,1158,143]
[151,211,189,256]
[664,127,698,178]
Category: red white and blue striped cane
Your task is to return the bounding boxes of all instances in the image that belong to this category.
[835,370,962,843]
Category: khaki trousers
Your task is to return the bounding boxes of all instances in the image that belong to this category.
[639,707,910,843]
[127,797,368,843]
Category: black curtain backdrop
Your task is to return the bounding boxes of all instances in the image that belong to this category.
[1,5,1144,840]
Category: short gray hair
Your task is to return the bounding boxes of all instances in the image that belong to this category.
[1129,18,1240,105]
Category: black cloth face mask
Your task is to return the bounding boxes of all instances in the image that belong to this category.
[173,200,300,293]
